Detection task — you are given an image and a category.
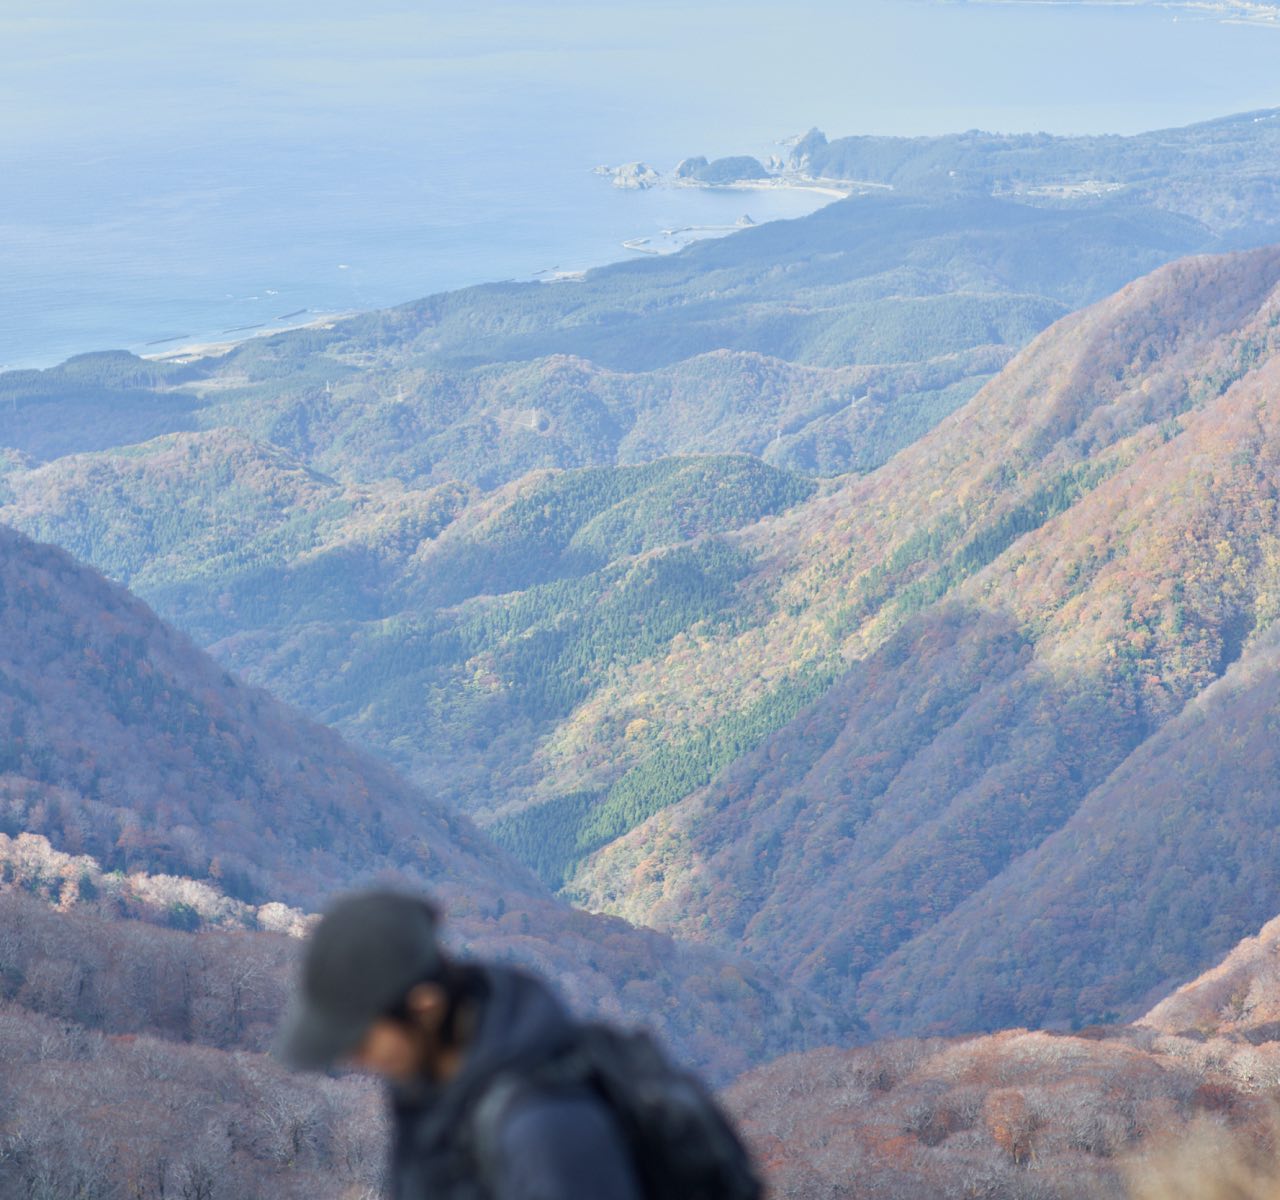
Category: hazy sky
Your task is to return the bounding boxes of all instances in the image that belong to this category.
[5,0,1278,159]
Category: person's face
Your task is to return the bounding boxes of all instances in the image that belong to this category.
[348,1015,430,1083]
[345,982,453,1083]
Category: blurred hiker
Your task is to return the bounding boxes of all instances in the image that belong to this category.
[277,889,762,1200]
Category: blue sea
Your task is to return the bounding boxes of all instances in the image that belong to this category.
[2,0,1278,370]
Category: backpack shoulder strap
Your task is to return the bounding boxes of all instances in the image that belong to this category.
[468,1071,531,1187]
[463,1050,595,1194]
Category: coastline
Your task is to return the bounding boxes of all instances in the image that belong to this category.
[587,167,859,256]
[19,173,842,372]
[669,176,869,200]
[139,313,356,365]
[137,184,844,356]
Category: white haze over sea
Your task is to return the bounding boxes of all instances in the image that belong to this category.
[1,0,1277,370]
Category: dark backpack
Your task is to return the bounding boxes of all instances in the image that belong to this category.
[470,1023,763,1200]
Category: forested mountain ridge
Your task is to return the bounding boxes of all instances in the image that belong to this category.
[551,244,1280,853]
[0,449,818,826]
[2,117,1274,870]
[17,242,1273,1047]
[792,108,1280,234]
[570,245,1280,1034]
[0,524,839,1080]
[2,115,1280,1059]
[2,112,1273,865]
[0,523,522,908]
[0,427,475,637]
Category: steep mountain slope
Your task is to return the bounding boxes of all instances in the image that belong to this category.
[0,523,522,908]
[570,245,1280,1033]
[0,525,838,1076]
[859,621,1280,1035]
[6,248,1280,926]
[0,259,1250,883]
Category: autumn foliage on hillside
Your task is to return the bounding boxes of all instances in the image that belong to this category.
[0,527,839,1080]
[0,888,384,1197]
[729,914,1280,1199]
[0,830,827,1192]
[0,137,1248,863]
[728,1024,1280,1200]
[571,247,1280,1036]
[10,249,1280,1051]
[1143,912,1280,1044]
[0,523,528,909]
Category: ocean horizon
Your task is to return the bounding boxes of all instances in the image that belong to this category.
[3,0,1277,371]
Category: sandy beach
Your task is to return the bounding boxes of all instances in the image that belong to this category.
[669,175,882,200]
[140,312,355,365]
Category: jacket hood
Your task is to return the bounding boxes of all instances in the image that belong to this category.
[392,964,577,1132]
[454,964,577,1086]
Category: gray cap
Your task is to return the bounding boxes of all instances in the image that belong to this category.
[277,890,445,1071]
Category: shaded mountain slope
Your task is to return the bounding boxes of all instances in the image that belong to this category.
[1142,908,1280,1042]
[859,619,1280,1035]
[0,352,201,461]
[569,246,1280,1034]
